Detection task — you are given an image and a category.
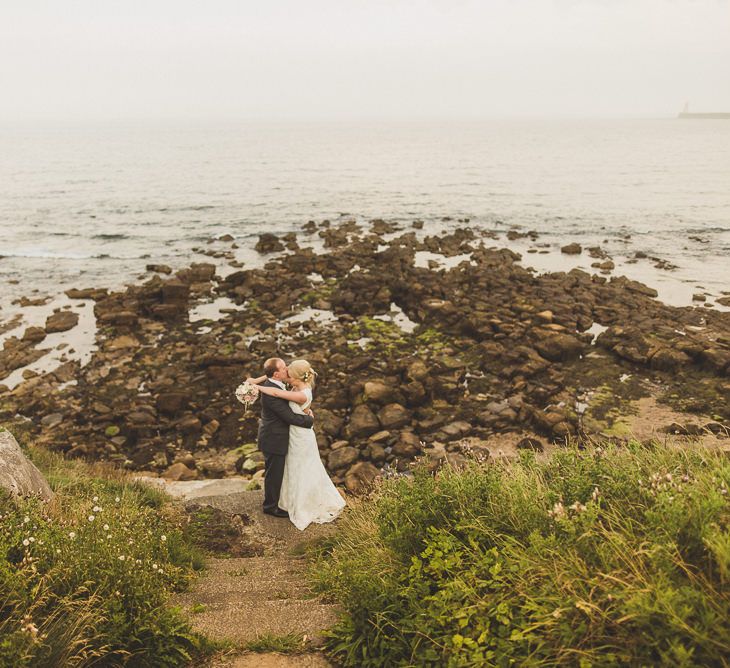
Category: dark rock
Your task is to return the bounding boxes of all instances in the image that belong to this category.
[561,243,582,255]
[162,462,198,481]
[328,446,359,470]
[516,437,544,452]
[45,310,79,333]
[145,264,172,274]
[22,327,46,343]
[345,405,380,438]
[345,461,380,494]
[255,233,285,254]
[156,392,190,415]
[377,403,411,430]
[534,332,585,362]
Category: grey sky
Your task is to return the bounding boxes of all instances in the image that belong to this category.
[2,0,729,120]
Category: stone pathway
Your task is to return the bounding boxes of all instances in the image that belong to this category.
[144,479,340,667]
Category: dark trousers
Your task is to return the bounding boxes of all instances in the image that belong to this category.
[263,452,286,512]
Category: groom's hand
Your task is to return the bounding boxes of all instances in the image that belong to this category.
[304,408,314,417]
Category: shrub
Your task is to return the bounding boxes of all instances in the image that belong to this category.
[314,443,730,667]
[0,436,213,667]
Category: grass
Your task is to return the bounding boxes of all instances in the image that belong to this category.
[313,441,730,667]
[0,426,217,667]
[243,632,307,653]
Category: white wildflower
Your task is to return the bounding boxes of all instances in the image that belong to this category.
[88,515,95,522]
[103,524,109,531]
[68,531,76,539]
[22,539,30,546]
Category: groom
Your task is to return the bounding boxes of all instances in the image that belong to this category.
[257,357,314,517]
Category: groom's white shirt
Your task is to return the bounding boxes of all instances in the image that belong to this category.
[270,379,285,390]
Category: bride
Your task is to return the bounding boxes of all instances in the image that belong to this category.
[247,359,345,530]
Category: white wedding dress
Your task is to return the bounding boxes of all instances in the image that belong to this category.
[279,388,346,530]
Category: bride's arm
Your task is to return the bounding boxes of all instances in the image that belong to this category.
[247,375,267,385]
[246,378,308,405]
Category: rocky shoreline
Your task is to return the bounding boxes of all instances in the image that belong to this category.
[1,220,729,494]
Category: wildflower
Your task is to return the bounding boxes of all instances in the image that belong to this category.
[93,496,99,502]
[152,563,158,570]
[591,487,600,501]
[22,538,30,546]
[115,497,120,503]
[103,524,109,531]
[118,555,125,561]
[549,502,566,519]
[68,531,76,539]
[88,515,95,522]
[56,549,61,554]
[160,535,167,542]
[29,537,35,543]
[107,534,112,539]
[665,473,673,482]
[93,505,102,513]
[23,516,30,523]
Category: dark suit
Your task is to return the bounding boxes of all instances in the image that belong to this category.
[257,379,314,512]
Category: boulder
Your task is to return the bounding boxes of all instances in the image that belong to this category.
[255,233,285,254]
[146,264,172,274]
[328,446,359,470]
[406,359,429,383]
[344,461,380,494]
[534,333,585,362]
[363,381,401,405]
[161,279,189,304]
[516,437,544,452]
[156,391,190,415]
[162,462,198,481]
[22,327,46,343]
[45,310,79,333]
[561,243,582,255]
[649,347,692,371]
[377,403,411,430]
[345,405,380,438]
[0,430,53,501]
[316,408,344,437]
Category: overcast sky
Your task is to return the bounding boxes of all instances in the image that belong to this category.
[1,0,729,121]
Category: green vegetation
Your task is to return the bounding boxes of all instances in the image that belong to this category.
[243,632,307,653]
[314,443,730,667]
[0,430,216,667]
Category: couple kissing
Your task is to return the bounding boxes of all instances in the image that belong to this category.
[246,357,345,531]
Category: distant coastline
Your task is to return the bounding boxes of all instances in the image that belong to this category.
[678,111,730,119]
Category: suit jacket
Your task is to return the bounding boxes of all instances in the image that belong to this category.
[257,379,314,456]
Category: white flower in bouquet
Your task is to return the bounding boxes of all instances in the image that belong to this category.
[235,381,260,409]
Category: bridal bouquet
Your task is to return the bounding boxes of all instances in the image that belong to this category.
[235,381,259,409]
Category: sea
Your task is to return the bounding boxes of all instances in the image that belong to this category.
[1,119,729,319]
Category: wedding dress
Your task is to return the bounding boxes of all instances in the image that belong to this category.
[278,388,345,530]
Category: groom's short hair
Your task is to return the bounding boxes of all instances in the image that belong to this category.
[264,357,283,378]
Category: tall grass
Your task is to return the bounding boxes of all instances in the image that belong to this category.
[314,443,730,667]
[0,431,213,667]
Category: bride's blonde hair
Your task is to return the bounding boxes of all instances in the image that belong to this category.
[288,359,317,387]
